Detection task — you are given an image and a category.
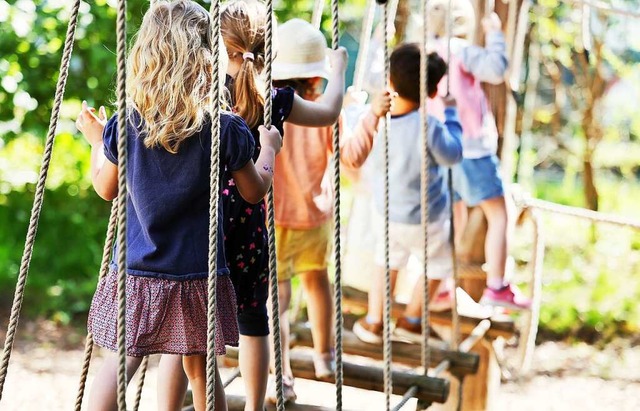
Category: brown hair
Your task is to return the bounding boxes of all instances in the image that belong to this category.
[273,78,321,101]
[390,43,447,105]
[221,0,266,129]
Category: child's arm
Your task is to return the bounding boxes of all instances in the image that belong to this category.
[430,95,463,166]
[340,90,393,169]
[76,102,118,201]
[286,47,348,127]
[459,13,508,85]
[231,126,282,204]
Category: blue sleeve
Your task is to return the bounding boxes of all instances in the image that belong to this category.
[271,86,295,136]
[429,109,463,166]
[222,114,256,172]
[460,32,508,85]
[102,115,119,165]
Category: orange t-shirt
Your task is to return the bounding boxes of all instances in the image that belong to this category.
[273,111,379,229]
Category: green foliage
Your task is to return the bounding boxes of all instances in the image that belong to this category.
[517,174,640,340]
[0,186,110,323]
[0,131,111,322]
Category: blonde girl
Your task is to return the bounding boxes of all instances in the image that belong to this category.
[75,1,282,410]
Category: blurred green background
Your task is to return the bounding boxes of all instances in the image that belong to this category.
[1,0,639,341]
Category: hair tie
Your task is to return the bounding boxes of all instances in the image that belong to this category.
[242,52,255,62]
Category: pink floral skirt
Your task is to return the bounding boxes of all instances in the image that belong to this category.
[88,270,239,357]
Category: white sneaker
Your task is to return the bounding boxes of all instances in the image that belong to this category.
[313,350,336,379]
[266,374,297,405]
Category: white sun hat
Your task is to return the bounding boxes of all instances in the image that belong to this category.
[272,18,331,81]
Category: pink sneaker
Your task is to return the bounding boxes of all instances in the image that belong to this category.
[429,290,453,312]
[480,284,531,310]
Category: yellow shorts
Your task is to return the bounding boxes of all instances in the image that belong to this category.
[275,221,332,281]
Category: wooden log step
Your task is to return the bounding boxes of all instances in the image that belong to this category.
[290,322,479,376]
[224,347,450,404]
[342,285,516,339]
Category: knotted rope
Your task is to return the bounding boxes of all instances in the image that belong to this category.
[0,0,82,402]
[263,0,285,408]
[381,1,393,409]
[75,202,118,411]
[205,0,222,409]
[114,0,129,407]
[329,0,345,408]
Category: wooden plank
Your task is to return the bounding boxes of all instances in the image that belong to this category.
[290,322,479,376]
[224,347,450,404]
[342,286,516,340]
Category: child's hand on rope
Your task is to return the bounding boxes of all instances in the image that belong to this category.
[443,94,457,108]
[482,12,502,34]
[258,125,283,155]
[371,90,394,118]
[76,101,107,146]
[328,46,348,74]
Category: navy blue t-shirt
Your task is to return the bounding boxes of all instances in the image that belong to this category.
[103,111,255,280]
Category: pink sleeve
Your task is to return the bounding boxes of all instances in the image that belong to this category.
[339,110,379,169]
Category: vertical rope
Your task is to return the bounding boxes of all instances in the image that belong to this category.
[0,0,82,401]
[330,0,344,408]
[445,0,460,351]
[352,0,376,92]
[132,356,149,411]
[263,0,284,409]
[311,0,324,29]
[205,1,222,409]
[115,0,129,407]
[75,202,118,411]
[420,0,432,377]
[381,2,392,410]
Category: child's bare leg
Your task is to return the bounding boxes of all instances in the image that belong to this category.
[367,267,400,323]
[404,278,442,318]
[268,279,293,378]
[479,195,508,288]
[300,270,333,354]
[453,200,468,248]
[157,354,188,411]
[239,335,269,411]
[88,353,143,411]
[183,354,226,411]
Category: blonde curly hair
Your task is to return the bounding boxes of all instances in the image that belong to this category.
[127,0,228,153]
[427,0,476,40]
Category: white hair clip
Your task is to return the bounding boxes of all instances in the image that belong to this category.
[242,52,255,61]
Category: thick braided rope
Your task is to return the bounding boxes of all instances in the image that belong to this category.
[352,0,376,92]
[330,0,344,409]
[445,0,460,351]
[0,0,82,401]
[75,202,118,411]
[132,355,149,411]
[115,0,129,407]
[205,1,222,409]
[382,3,392,410]
[263,0,285,409]
[420,0,432,377]
[312,0,324,29]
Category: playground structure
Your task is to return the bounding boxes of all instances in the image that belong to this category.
[1,0,640,410]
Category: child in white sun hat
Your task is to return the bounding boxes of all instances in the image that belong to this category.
[267,17,378,404]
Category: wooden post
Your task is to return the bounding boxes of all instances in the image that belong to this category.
[429,338,502,411]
